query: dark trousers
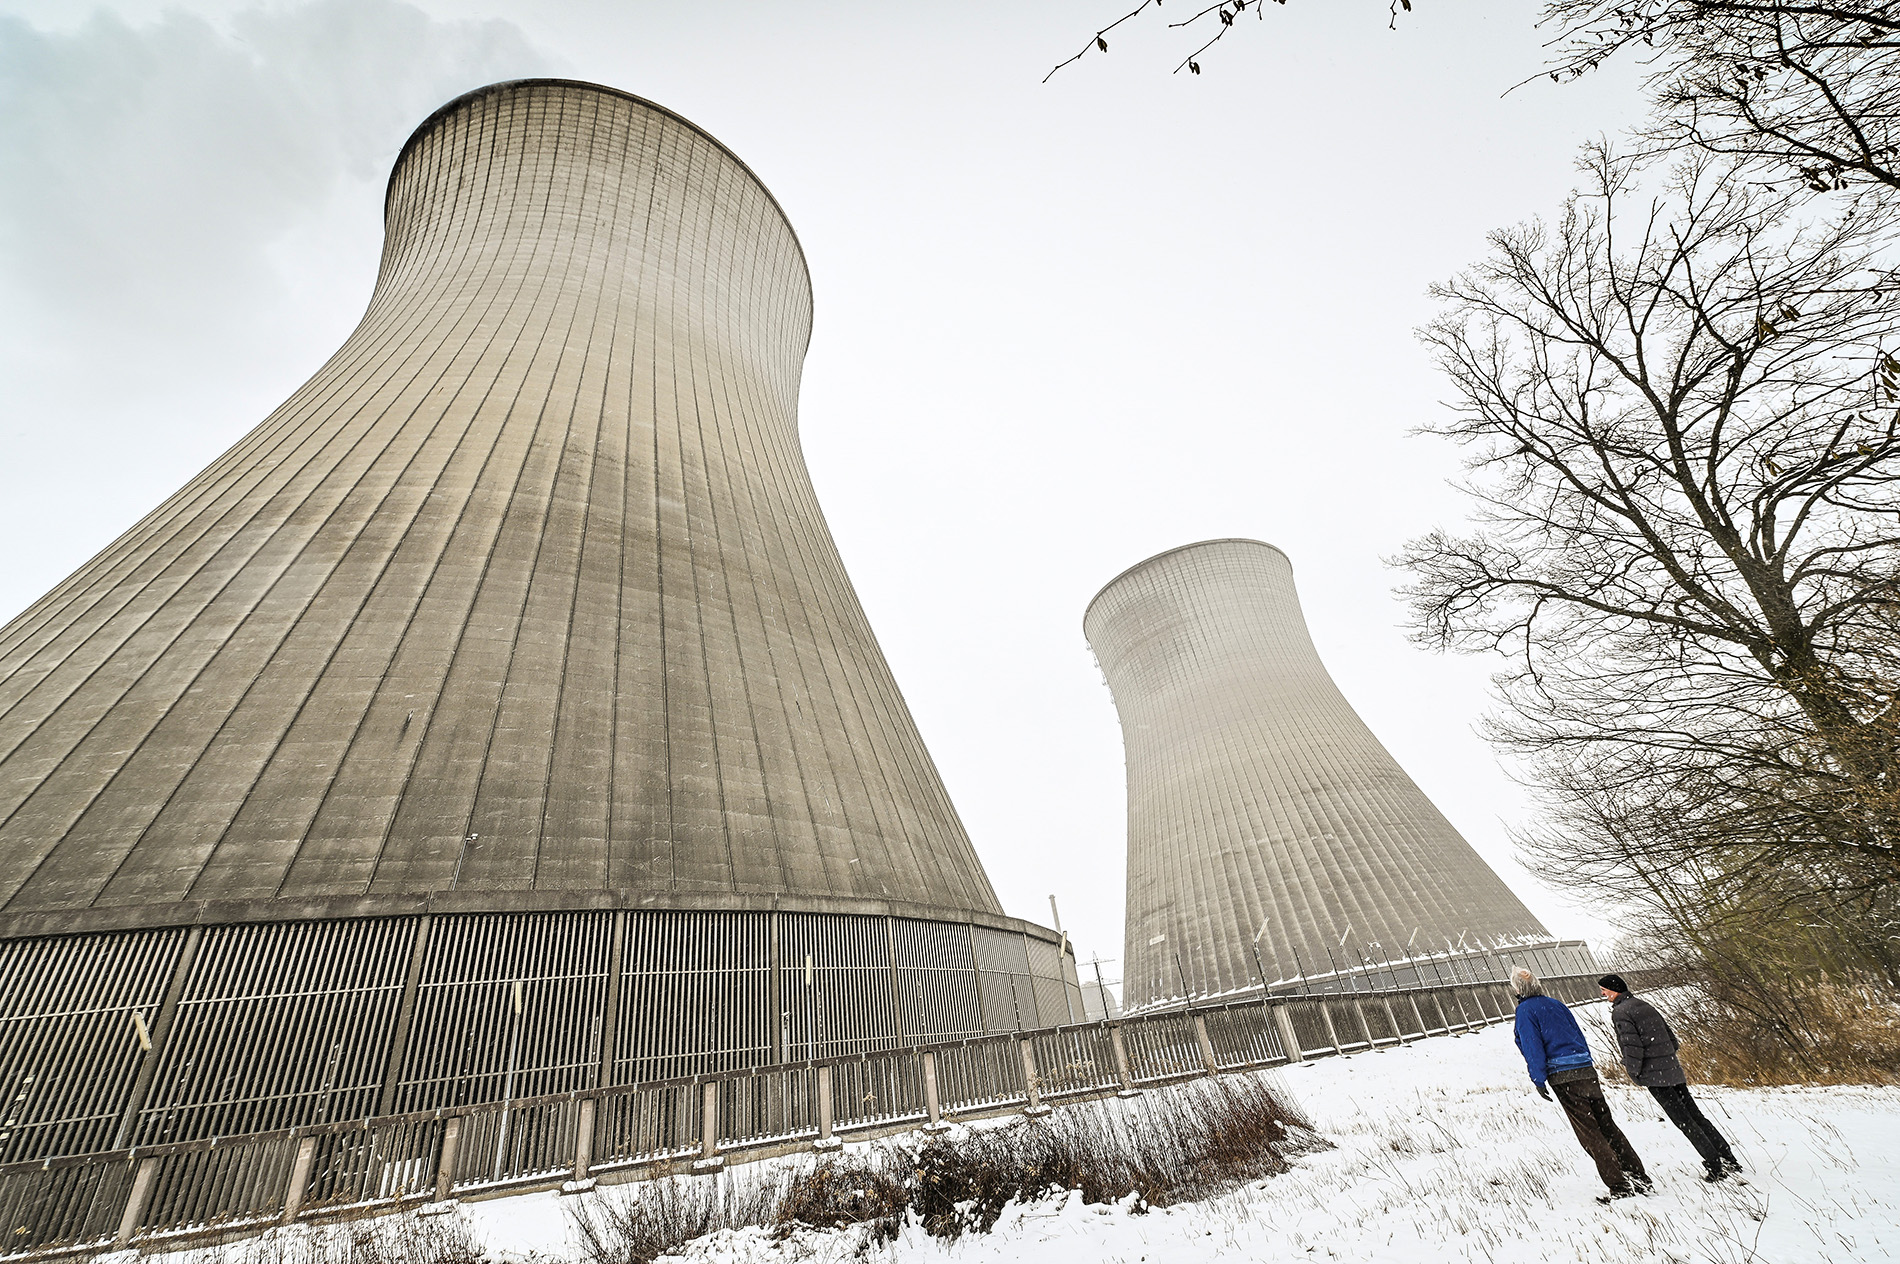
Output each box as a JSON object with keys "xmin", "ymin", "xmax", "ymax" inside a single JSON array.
[
  {"xmin": 1648, "ymin": 1084, "xmax": 1736, "ymax": 1169},
  {"xmin": 1550, "ymin": 1069, "xmax": 1649, "ymax": 1192}
]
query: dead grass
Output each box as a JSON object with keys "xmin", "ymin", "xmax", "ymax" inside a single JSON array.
[
  {"xmin": 175, "ymin": 1207, "xmax": 493, "ymax": 1264},
  {"xmin": 565, "ymin": 1068, "xmax": 1319, "ymax": 1260},
  {"xmin": 1585, "ymin": 981, "xmax": 1900, "ymax": 1089},
  {"xmin": 770, "ymin": 1155, "xmax": 908, "ymax": 1245},
  {"xmin": 908, "ymin": 1069, "xmax": 1317, "ymax": 1237},
  {"xmin": 566, "ymin": 1163, "xmax": 789, "ymax": 1264},
  {"xmin": 1673, "ymin": 981, "xmax": 1900, "ymax": 1087}
]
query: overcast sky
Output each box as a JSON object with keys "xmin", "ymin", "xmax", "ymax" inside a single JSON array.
[{"xmin": 0, "ymin": 0, "xmax": 1648, "ymax": 978}]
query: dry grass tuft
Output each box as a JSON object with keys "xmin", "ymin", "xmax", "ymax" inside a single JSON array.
[
  {"xmin": 177, "ymin": 1207, "xmax": 493, "ymax": 1264},
  {"xmin": 565, "ymin": 1068, "xmax": 1319, "ymax": 1260},
  {"xmin": 1586, "ymin": 981, "xmax": 1900, "ymax": 1088},
  {"xmin": 770, "ymin": 1156, "xmax": 907, "ymax": 1241},
  {"xmin": 1672, "ymin": 982, "xmax": 1900, "ymax": 1087},
  {"xmin": 567, "ymin": 1163, "xmax": 790, "ymax": 1264},
  {"xmin": 909, "ymin": 1070, "xmax": 1315, "ymax": 1238}
]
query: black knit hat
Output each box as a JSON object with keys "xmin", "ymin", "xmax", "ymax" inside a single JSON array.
[{"xmin": 1598, "ymin": 974, "xmax": 1630, "ymax": 994}]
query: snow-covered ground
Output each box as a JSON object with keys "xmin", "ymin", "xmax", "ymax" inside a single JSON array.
[{"xmin": 446, "ymin": 1012, "xmax": 1900, "ymax": 1263}]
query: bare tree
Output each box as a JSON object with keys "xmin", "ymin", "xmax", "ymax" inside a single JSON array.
[
  {"xmin": 1543, "ymin": 1, "xmax": 1900, "ymax": 191},
  {"xmin": 1397, "ymin": 145, "xmax": 1900, "ymax": 967}
]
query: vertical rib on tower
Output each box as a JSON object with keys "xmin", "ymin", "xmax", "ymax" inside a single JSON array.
[{"xmin": 1085, "ymin": 539, "xmax": 1560, "ymax": 1010}]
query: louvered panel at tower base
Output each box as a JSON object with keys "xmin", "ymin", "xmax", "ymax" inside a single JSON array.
[{"xmin": 0, "ymin": 910, "xmax": 1082, "ymax": 1164}]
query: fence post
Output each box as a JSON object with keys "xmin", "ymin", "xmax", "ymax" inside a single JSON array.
[
  {"xmin": 1192, "ymin": 1013, "xmax": 1219, "ymax": 1075},
  {"xmin": 427, "ymin": 1116, "xmax": 462, "ymax": 1207},
  {"xmin": 921, "ymin": 1049, "xmax": 949, "ymax": 1132},
  {"xmin": 815, "ymin": 1064, "xmax": 840, "ymax": 1150},
  {"xmin": 562, "ymin": 1098, "xmax": 598, "ymax": 1193},
  {"xmin": 1108, "ymin": 1024, "xmax": 1140, "ymax": 1096},
  {"xmin": 693, "ymin": 1080, "xmax": 724, "ymax": 1171},
  {"xmin": 1271, "ymin": 1001, "xmax": 1305, "ymax": 1063},
  {"xmin": 1408, "ymin": 994, "xmax": 1429, "ymax": 1040},
  {"xmin": 1443, "ymin": 988, "xmax": 1464, "ymax": 1031},
  {"xmin": 1318, "ymin": 998, "xmax": 1345, "ymax": 1053},
  {"xmin": 1452, "ymin": 989, "xmax": 1476, "ymax": 1032},
  {"xmin": 112, "ymin": 1156, "xmax": 160, "ymax": 1248},
  {"xmin": 1383, "ymin": 996, "xmax": 1408, "ymax": 1044},
  {"xmin": 281, "ymin": 1135, "xmax": 319, "ymax": 1224},
  {"xmin": 1019, "ymin": 1038, "xmax": 1050, "ymax": 1116},
  {"xmin": 1350, "ymin": 999, "xmax": 1377, "ymax": 1050}
]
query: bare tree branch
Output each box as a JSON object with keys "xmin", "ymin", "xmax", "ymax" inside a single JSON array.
[{"xmin": 1540, "ymin": 1, "xmax": 1900, "ymax": 190}]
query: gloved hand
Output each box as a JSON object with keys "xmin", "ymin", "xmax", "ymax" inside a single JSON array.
[{"xmin": 1536, "ymin": 1083, "xmax": 1552, "ymax": 1101}]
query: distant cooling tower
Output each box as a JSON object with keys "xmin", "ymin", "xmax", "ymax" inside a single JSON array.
[
  {"xmin": 1085, "ymin": 540, "xmax": 1586, "ymax": 1010},
  {"xmin": 0, "ymin": 80, "xmax": 1077, "ymax": 1166}
]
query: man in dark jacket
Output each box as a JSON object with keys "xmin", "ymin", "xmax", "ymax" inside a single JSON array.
[
  {"xmin": 1600, "ymin": 974, "xmax": 1742, "ymax": 1182},
  {"xmin": 1512, "ymin": 967, "xmax": 1650, "ymax": 1201}
]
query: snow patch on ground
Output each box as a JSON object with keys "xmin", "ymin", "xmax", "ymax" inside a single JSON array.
[{"xmin": 458, "ymin": 1011, "xmax": 1900, "ymax": 1263}]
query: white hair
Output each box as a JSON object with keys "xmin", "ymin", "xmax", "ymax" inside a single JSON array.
[{"xmin": 1510, "ymin": 967, "xmax": 1544, "ymax": 998}]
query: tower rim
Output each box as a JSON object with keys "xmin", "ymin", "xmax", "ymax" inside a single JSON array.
[
  {"xmin": 385, "ymin": 77, "xmax": 811, "ymax": 291},
  {"xmin": 1083, "ymin": 537, "xmax": 1290, "ymax": 632},
  {"xmin": 0, "ymin": 888, "xmax": 1059, "ymax": 946}
]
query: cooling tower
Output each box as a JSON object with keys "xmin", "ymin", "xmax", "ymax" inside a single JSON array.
[
  {"xmin": 1085, "ymin": 539, "xmax": 1585, "ymax": 1010},
  {"xmin": 0, "ymin": 80, "xmax": 1078, "ymax": 1166}
]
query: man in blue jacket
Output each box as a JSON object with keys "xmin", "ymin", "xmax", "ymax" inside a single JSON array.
[{"xmin": 1511, "ymin": 967, "xmax": 1650, "ymax": 1201}]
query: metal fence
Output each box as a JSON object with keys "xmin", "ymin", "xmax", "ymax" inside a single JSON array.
[{"xmin": 0, "ymin": 972, "xmax": 1603, "ymax": 1259}]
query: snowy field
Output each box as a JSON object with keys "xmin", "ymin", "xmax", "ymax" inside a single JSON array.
[{"xmin": 423, "ymin": 1012, "xmax": 1900, "ymax": 1262}]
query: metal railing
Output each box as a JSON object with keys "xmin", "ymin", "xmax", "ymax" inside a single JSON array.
[{"xmin": 0, "ymin": 972, "xmax": 1604, "ymax": 1259}]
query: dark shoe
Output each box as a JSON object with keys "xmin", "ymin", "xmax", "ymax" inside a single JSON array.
[
  {"xmin": 1703, "ymin": 1164, "xmax": 1730, "ymax": 1183},
  {"xmin": 1629, "ymin": 1176, "xmax": 1654, "ymax": 1195},
  {"xmin": 1719, "ymin": 1157, "xmax": 1743, "ymax": 1175},
  {"xmin": 1596, "ymin": 1187, "xmax": 1638, "ymax": 1203}
]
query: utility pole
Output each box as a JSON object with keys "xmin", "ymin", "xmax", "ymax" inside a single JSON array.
[
  {"xmin": 1084, "ymin": 955, "xmax": 1117, "ymax": 1020},
  {"xmin": 1047, "ymin": 896, "xmax": 1076, "ymax": 1022},
  {"xmin": 1250, "ymin": 916, "xmax": 1271, "ymax": 997}
]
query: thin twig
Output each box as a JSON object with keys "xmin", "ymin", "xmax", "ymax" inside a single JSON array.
[{"xmin": 1044, "ymin": 0, "xmax": 1163, "ymax": 83}]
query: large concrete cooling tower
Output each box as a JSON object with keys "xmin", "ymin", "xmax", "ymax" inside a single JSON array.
[
  {"xmin": 1085, "ymin": 539, "xmax": 1586, "ymax": 1010},
  {"xmin": 0, "ymin": 80, "xmax": 1077, "ymax": 1167}
]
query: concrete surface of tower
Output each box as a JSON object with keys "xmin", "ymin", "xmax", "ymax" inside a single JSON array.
[
  {"xmin": 1084, "ymin": 539, "xmax": 1591, "ymax": 1011},
  {"xmin": 0, "ymin": 80, "xmax": 1078, "ymax": 1165}
]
